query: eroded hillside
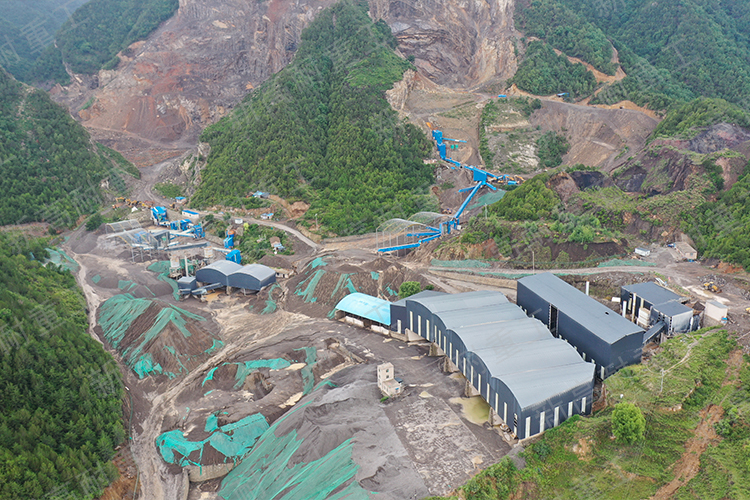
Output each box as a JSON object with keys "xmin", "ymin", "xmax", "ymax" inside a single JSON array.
[{"xmin": 50, "ymin": 0, "xmax": 520, "ymax": 164}]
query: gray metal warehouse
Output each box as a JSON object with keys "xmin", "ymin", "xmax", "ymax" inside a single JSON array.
[
  {"xmin": 389, "ymin": 290, "xmax": 445, "ymax": 333},
  {"xmin": 227, "ymin": 263, "xmax": 276, "ymax": 292},
  {"xmin": 402, "ymin": 290, "xmax": 595, "ymax": 439},
  {"xmin": 621, "ymin": 282, "xmax": 698, "ymax": 336},
  {"xmin": 195, "ymin": 260, "xmax": 243, "ymax": 286},
  {"xmin": 517, "ymin": 273, "xmax": 644, "ymax": 379}
]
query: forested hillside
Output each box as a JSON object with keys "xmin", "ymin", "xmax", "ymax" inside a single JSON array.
[
  {"xmin": 1, "ymin": 0, "xmax": 178, "ymax": 84},
  {"xmin": 0, "ymin": 234, "xmax": 124, "ymax": 499},
  {"xmin": 517, "ymin": 0, "xmax": 750, "ymax": 110},
  {"xmin": 0, "ymin": 68, "xmax": 126, "ymax": 227},
  {"xmin": 193, "ymin": 0, "xmax": 434, "ymax": 235},
  {"xmin": 53, "ymin": 0, "xmax": 178, "ymax": 74},
  {"xmin": 0, "ymin": 0, "xmax": 87, "ymax": 84},
  {"xmin": 511, "ymin": 41, "xmax": 598, "ymax": 98}
]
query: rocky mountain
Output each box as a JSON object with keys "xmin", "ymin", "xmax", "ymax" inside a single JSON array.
[{"xmin": 49, "ymin": 0, "xmax": 520, "ymax": 162}]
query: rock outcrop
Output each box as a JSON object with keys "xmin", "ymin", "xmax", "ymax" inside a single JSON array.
[
  {"xmin": 51, "ymin": 0, "xmax": 520, "ymax": 158},
  {"xmin": 370, "ymin": 0, "xmax": 518, "ymax": 88}
]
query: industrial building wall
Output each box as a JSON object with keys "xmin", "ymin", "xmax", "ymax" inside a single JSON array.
[
  {"xmin": 195, "ymin": 268, "xmax": 230, "ymax": 286},
  {"xmin": 519, "ymin": 281, "xmax": 642, "ymax": 379},
  {"xmin": 405, "ymin": 298, "xmax": 593, "ymax": 440}
]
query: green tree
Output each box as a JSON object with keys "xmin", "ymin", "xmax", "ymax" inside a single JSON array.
[
  {"xmin": 398, "ymin": 281, "xmax": 422, "ymax": 299},
  {"xmin": 612, "ymin": 402, "xmax": 646, "ymax": 444},
  {"xmin": 85, "ymin": 213, "xmax": 104, "ymax": 231}
]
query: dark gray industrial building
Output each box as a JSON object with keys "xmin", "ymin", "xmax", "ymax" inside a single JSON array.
[
  {"xmin": 517, "ymin": 273, "xmax": 644, "ymax": 379},
  {"xmin": 621, "ymin": 282, "xmax": 698, "ymax": 336},
  {"xmin": 195, "ymin": 261, "xmax": 276, "ymax": 292},
  {"xmin": 227, "ymin": 263, "xmax": 276, "ymax": 291},
  {"xmin": 401, "ymin": 290, "xmax": 595, "ymax": 440},
  {"xmin": 389, "ymin": 290, "xmax": 445, "ymax": 333},
  {"xmin": 195, "ymin": 260, "xmax": 243, "ymax": 286}
]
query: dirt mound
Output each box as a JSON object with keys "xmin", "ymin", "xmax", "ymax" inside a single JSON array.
[
  {"xmin": 216, "ymin": 366, "xmax": 430, "ymax": 499},
  {"xmin": 97, "ymin": 295, "xmax": 223, "ymax": 382},
  {"xmin": 285, "ymin": 253, "xmax": 433, "ymax": 316}
]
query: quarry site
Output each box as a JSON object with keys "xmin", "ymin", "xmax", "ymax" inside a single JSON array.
[
  {"xmin": 60, "ymin": 138, "xmax": 750, "ymax": 498},
  {"xmin": 13, "ymin": 1, "xmax": 744, "ymax": 499}
]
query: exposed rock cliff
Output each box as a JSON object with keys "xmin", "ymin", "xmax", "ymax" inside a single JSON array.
[
  {"xmin": 51, "ymin": 0, "xmax": 519, "ymax": 158},
  {"xmin": 370, "ymin": 0, "xmax": 518, "ymax": 88}
]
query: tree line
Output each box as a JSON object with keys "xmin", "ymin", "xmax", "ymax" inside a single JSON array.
[{"xmin": 0, "ymin": 234, "xmax": 124, "ymax": 499}]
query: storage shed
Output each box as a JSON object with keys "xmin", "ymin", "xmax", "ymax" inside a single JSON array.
[
  {"xmin": 227, "ymin": 264, "xmax": 276, "ymax": 292},
  {"xmin": 621, "ymin": 282, "xmax": 697, "ymax": 334},
  {"xmin": 674, "ymin": 242, "xmax": 697, "ymax": 260},
  {"xmin": 389, "ymin": 290, "xmax": 445, "ymax": 333},
  {"xmin": 195, "ymin": 260, "xmax": 243, "ymax": 286},
  {"xmin": 705, "ymin": 300, "xmax": 729, "ymax": 326},
  {"xmin": 403, "ymin": 290, "xmax": 594, "ymax": 439},
  {"xmin": 518, "ymin": 273, "xmax": 645, "ymax": 379}
]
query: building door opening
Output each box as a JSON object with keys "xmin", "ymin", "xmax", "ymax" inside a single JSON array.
[{"xmin": 549, "ymin": 305, "xmax": 559, "ymax": 336}]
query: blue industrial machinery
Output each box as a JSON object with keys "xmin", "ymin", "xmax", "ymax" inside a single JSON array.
[
  {"xmin": 226, "ymin": 249, "xmax": 242, "ymax": 264},
  {"xmin": 377, "ymin": 130, "xmax": 503, "ymax": 253},
  {"xmin": 151, "ymin": 206, "xmax": 168, "ymax": 224}
]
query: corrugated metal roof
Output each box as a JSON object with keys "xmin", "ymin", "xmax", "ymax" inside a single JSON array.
[
  {"xmin": 203, "ymin": 260, "xmax": 244, "ymax": 276},
  {"xmin": 233, "ymin": 264, "xmax": 276, "ymax": 282},
  {"xmin": 439, "ymin": 303, "xmax": 529, "ymax": 330},
  {"xmin": 653, "ymin": 300, "xmax": 693, "ymax": 316},
  {"xmin": 407, "ymin": 290, "xmax": 508, "ymax": 313},
  {"xmin": 409, "ymin": 289, "xmax": 593, "ymax": 412},
  {"xmin": 622, "ymin": 282, "xmax": 681, "ymax": 306},
  {"xmin": 503, "ymin": 363, "xmax": 595, "ymax": 408},
  {"xmin": 335, "ymin": 293, "xmax": 391, "ymax": 326},
  {"xmin": 623, "ymin": 281, "xmax": 691, "ymax": 317},
  {"xmin": 520, "ymin": 273, "xmax": 643, "ymax": 343},
  {"xmin": 456, "ymin": 317, "xmax": 551, "ymax": 352},
  {"xmin": 393, "ymin": 290, "xmax": 445, "ymax": 306}
]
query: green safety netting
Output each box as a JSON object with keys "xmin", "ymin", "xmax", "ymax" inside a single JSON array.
[
  {"xmin": 45, "ymin": 248, "xmax": 79, "ymax": 272},
  {"xmin": 201, "ymin": 358, "xmax": 293, "ymax": 389},
  {"xmin": 98, "ymin": 294, "xmax": 222, "ymax": 379},
  {"xmin": 467, "ymin": 190, "xmax": 505, "ymax": 210},
  {"xmin": 295, "ymin": 347, "xmax": 317, "ymax": 395},
  {"xmin": 148, "ymin": 260, "xmax": 180, "ymax": 300},
  {"xmin": 295, "ymin": 269, "xmax": 327, "ymax": 303},
  {"xmin": 330, "ymin": 273, "xmax": 357, "ymax": 298},
  {"xmin": 262, "ymin": 284, "xmax": 281, "ymax": 315},
  {"xmin": 431, "ymin": 259, "xmax": 491, "ymax": 268},
  {"xmin": 370, "ymin": 272, "xmax": 379, "ymax": 280},
  {"xmin": 92, "ymin": 274, "xmax": 101, "ymax": 283},
  {"xmin": 598, "ymin": 258, "xmax": 658, "ymax": 268},
  {"xmin": 309, "ymin": 257, "xmax": 328, "ymax": 269},
  {"xmin": 157, "ymin": 413, "xmax": 269, "ymax": 467},
  {"xmin": 218, "ymin": 400, "xmax": 371, "ymax": 500}
]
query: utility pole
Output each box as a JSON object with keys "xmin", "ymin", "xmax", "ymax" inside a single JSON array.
[{"xmin": 532, "ymin": 249, "xmax": 535, "ymax": 273}]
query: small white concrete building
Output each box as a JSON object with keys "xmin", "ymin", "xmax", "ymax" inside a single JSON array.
[
  {"xmin": 674, "ymin": 242, "xmax": 697, "ymax": 260},
  {"xmin": 377, "ymin": 363, "xmax": 402, "ymax": 398},
  {"xmin": 704, "ymin": 300, "xmax": 729, "ymax": 326}
]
